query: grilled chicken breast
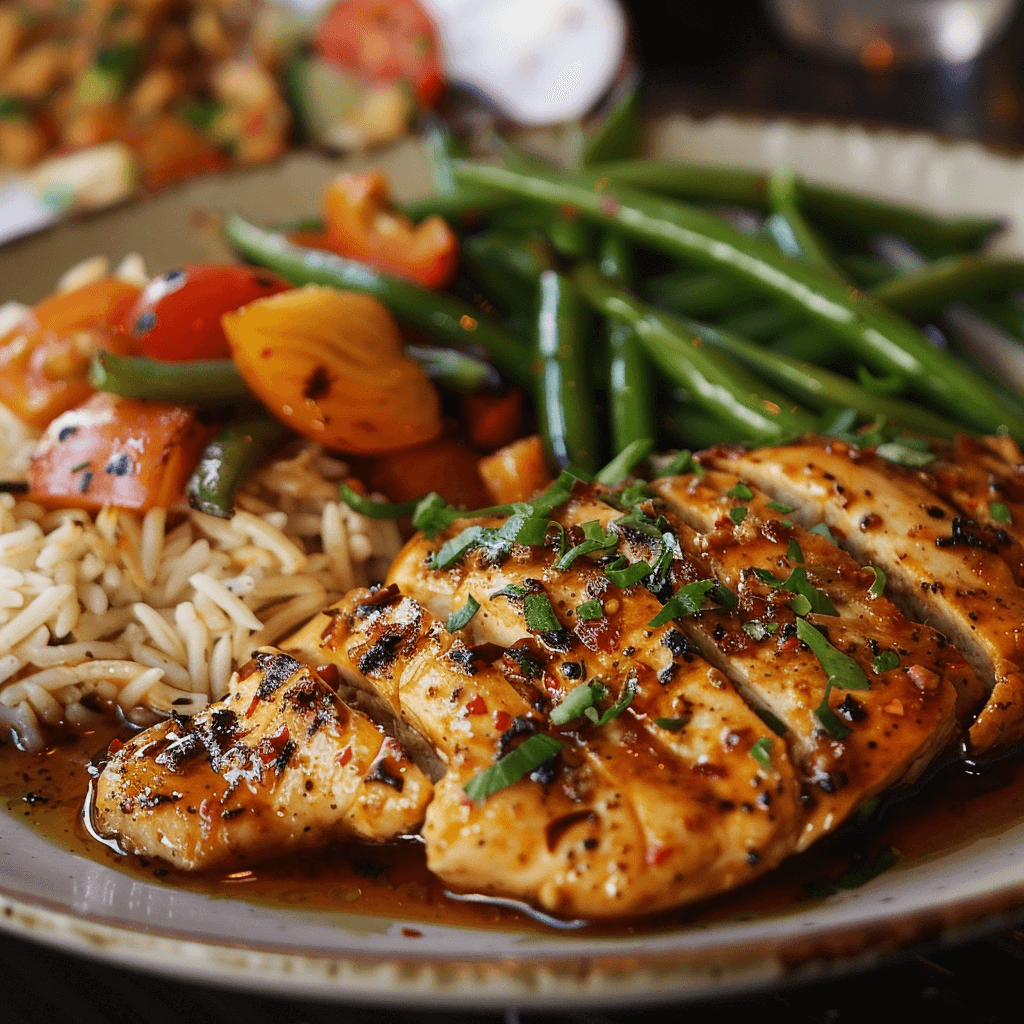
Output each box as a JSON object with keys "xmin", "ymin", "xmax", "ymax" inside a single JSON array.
[
  {"xmin": 714, "ymin": 436, "xmax": 1024, "ymax": 754},
  {"xmin": 387, "ymin": 481, "xmax": 960, "ymax": 855},
  {"xmin": 93, "ymin": 648, "xmax": 431, "ymax": 870},
  {"xmin": 291, "ymin": 585, "xmax": 803, "ymax": 918}
]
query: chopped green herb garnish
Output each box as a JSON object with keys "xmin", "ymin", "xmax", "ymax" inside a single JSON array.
[
  {"xmin": 809, "ymin": 522, "xmax": 838, "ymax": 544},
  {"xmin": 754, "ymin": 566, "xmax": 838, "ymax": 617},
  {"xmin": 743, "ymin": 620, "xmax": 780, "ymax": 641},
  {"xmin": 805, "ymin": 846, "xmax": 899, "ymax": 898},
  {"xmin": 727, "ymin": 483, "xmax": 754, "ymax": 500},
  {"xmin": 0, "ymin": 95, "xmax": 30, "ymax": 121},
  {"xmin": 648, "ymin": 579, "xmax": 721, "ymax": 626},
  {"xmin": 786, "ymin": 538, "xmax": 804, "ymax": 563},
  {"xmin": 604, "ymin": 557, "xmax": 652, "ymax": 588},
  {"xmin": 798, "ymin": 618, "xmax": 869, "ymax": 692},
  {"xmin": 594, "ymin": 437, "xmax": 655, "ymax": 485},
  {"xmin": 756, "ymin": 708, "xmax": 788, "ymax": 735},
  {"xmin": 550, "ymin": 681, "xmax": 603, "ymax": 725},
  {"xmin": 654, "ymin": 716, "xmax": 689, "ymax": 731},
  {"xmin": 749, "ymin": 736, "xmax": 774, "ymax": 772},
  {"xmin": 70, "ymin": 460, "xmax": 92, "ymax": 473},
  {"xmin": 463, "ymin": 733, "xmax": 564, "ymax": 801},
  {"xmin": 523, "ymin": 592, "xmax": 561, "ymax": 633},
  {"xmin": 491, "ymin": 584, "xmax": 527, "ymax": 601},
  {"xmin": 576, "ymin": 600, "xmax": 604, "ymax": 621},
  {"xmin": 872, "ymin": 650, "xmax": 900, "ymax": 674},
  {"xmin": 586, "ymin": 677, "xmax": 637, "ymax": 726},
  {"xmin": 781, "ymin": 519, "xmax": 795, "ymax": 529},
  {"xmin": 766, "ymin": 501, "xmax": 795, "ymax": 514},
  {"xmin": 554, "ymin": 520, "xmax": 618, "ymax": 570},
  {"xmin": 867, "ymin": 566, "xmax": 886, "ymax": 596},
  {"xmin": 876, "ymin": 441, "xmax": 936, "ymax": 468},
  {"xmin": 729, "ymin": 506, "xmax": 748, "ymax": 525},
  {"xmin": 515, "ymin": 515, "xmax": 553, "ymax": 546},
  {"xmin": 990, "ymin": 502, "xmax": 1013, "ymax": 525},
  {"xmin": 446, "ymin": 595, "xmax": 480, "ymax": 633},
  {"xmin": 614, "ymin": 480, "xmax": 653, "ymax": 507}
]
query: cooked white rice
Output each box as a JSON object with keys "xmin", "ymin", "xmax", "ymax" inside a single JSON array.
[{"xmin": 0, "ymin": 257, "xmax": 403, "ymax": 752}]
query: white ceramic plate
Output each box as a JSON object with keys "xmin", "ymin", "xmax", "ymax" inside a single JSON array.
[{"xmin": 3, "ymin": 115, "xmax": 1024, "ymax": 1009}]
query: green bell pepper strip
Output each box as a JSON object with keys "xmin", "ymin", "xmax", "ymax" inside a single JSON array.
[
  {"xmin": 223, "ymin": 213, "xmax": 530, "ymax": 388},
  {"xmin": 536, "ymin": 270, "xmax": 600, "ymax": 472},
  {"xmin": 452, "ymin": 161, "xmax": 1024, "ymax": 439},
  {"xmin": 186, "ymin": 412, "xmax": 292, "ymax": 519},
  {"xmin": 584, "ymin": 159, "xmax": 1004, "ymax": 252},
  {"xmin": 573, "ymin": 262, "xmax": 818, "ymax": 443}
]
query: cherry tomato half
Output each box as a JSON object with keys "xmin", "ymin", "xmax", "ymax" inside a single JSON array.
[
  {"xmin": 314, "ymin": 0, "xmax": 445, "ymax": 109},
  {"xmin": 124, "ymin": 264, "xmax": 291, "ymax": 362}
]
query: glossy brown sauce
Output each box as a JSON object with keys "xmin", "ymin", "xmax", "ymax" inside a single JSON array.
[{"xmin": 3, "ymin": 723, "xmax": 1024, "ymax": 935}]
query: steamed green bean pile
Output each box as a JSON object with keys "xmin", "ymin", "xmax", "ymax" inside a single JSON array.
[{"xmin": 223, "ymin": 93, "xmax": 1024, "ymax": 471}]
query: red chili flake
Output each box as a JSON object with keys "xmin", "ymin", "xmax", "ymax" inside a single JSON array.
[
  {"xmin": 600, "ymin": 196, "xmax": 620, "ymax": 217},
  {"xmin": 763, "ymin": 400, "xmax": 781, "ymax": 415},
  {"xmin": 465, "ymin": 694, "xmax": 487, "ymax": 715},
  {"xmin": 459, "ymin": 314, "xmax": 477, "ymax": 331},
  {"xmin": 560, "ymin": 203, "xmax": 580, "ymax": 221},
  {"xmin": 779, "ymin": 636, "xmax": 801, "ymax": 654},
  {"xmin": 337, "ymin": 745, "xmax": 353, "ymax": 767},
  {"xmin": 645, "ymin": 843, "xmax": 672, "ymax": 866},
  {"xmin": 258, "ymin": 724, "xmax": 291, "ymax": 763},
  {"xmin": 244, "ymin": 693, "xmax": 261, "ymax": 718},
  {"xmin": 260, "ymin": 347, "xmax": 273, "ymax": 359},
  {"xmin": 493, "ymin": 709, "xmax": 512, "ymax": 731},
  {"xmin": 108, "ymin": 738, "xmax": 123, "ymax": 754},
  {"xmin": 401, "ymin": 928, "xmax": 423, "ymax": 938}
]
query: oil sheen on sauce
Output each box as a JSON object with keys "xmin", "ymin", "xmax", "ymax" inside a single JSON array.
[{"xmin": 3, "ymin": 723, "xmax": 1024, "ymax": 935}]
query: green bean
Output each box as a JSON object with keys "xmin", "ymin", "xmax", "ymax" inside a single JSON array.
[
  {"xmin": 89, "ymin": 351, "xmax": 251, "ymax": 402},
  {"xmin": 573, "ymin": 262, "xmax": 817, "ymax": 443},
  {"xmin": 873, "ymin": 254, "xmax": 1024, "ymax": 318},
  {"xmin": 452, "ymin": 161, "xmax": 1024, "ymax": 439},
  {"xmin": 683, "ymin": 316, "xmax": 957, "ymax": 438},
  {"xmin": 645, "ymin": 270, "xmax": 755, "ymax": 318},
  {"xmin": 186, "ymin": 412, "xmax": 291, "ymax": 519},
  {"xmin": 536, "ymin": 270, "xmax": 600, "ymax": 472},
  {"xmin": 600, "ymin": 234, "xmax": 656, "ymax": 454},
  {"xmin": 765, "ymin": 168, "xmax": 847, "ymax": 284},
  {"xmin": 405, "ymin": 345, "xmax": 503, "ymax": 392},
  {"xmin": 770, "ymin": 327, "xmax": 841, "ymax": 364},
  {"xmin": 661, "ymin": 404, "xmax": 753, "ymax": 448},
  {"xmin": 460, "ymin": 231, "xmax": 550, "ymax": 309},
  {"xmin": 581, "ymin": 84, "xmax": 642, "ymax": 166},
  {"xmin": 223, "ymin": 213, "xmax": 530, "ymax": 387},
  {"xmin": 586, "ymin": 159, "xmax": 1004, "ymax": 252}
]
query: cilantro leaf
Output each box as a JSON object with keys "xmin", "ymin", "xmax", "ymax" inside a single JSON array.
[
  {"xmin": 867, "ymin": 566, "xmax": 886, "ymax": 596},
  {"xmin": 743, "ymin": 620, "xmax": 779, "ymax": 641},
  {"xmin": 604, "ymin": 557, "xmax": 652, "ymax": 588},
  {"xmin": 648, "ymin": 580, "xmax": 721, "ymax": 626},
  {"xmin": 787, "ymin": 538, "xmax": 804, "ymax": 563},
  {"xmin": 872, "ymin": 650, "xmax": 900, "ymax": 674},
  {"xmin": 727, "ymin": 483, "xmax": 754, "ymax": 500},
  {"xmin": 991, "ymin": 502, "xmax": 1013, "ymax": 525},
  {"xmin": 729, "ymin": 506, "xmax": 748, "ymax": 525},
  {"xmin": 798, "ymin": 618, "xmax": 869, "ymax": 691},
  {"xmin": 766, "ymin": 501, "xmax": 795, "ymax": 514},
  {"xmin": 586, "ymin": 677, "xmax": 636, "ymax": 726},
  {"xmin": 523, "ymin": 593, "xmax": 561, "ymax": 633},
  {"xmin": 553, "ymin": 520, "xmax": 618, "ymax": 570},
  {"xmin": 654, "ymin": 716, "xmax": 689, "ymax": 731},
  {"xmin": 754, "ymin": 566, "xmax": 838, "ymax": 616},
  {"xmin": 576, "ymin": 599, "xmax": 604, "ymax": 621}
]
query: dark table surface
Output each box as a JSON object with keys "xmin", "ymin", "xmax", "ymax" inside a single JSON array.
[{"xmin": 7, "ymin": 4, "xmax": 1024, "ymax": 1021}]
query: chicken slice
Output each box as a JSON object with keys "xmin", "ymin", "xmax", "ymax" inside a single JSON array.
[
  {"xmin": 293, "ymin": 585, "xmax": 803, "ymax": 918},
  {"xmin": 93, "ymin": 648, "xmax": 432, "ymax": 871},
  {"xmin": 919, "ymin": 434, "xmax": 1024, "ymax": 584},
  {"xmin": 713, "ymin": 436, "xmax": 1024, "ymax": 754}
]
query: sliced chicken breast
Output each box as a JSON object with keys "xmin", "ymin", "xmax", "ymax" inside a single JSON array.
[
  {"xmin": 294, "ymin": 585, "xmax": 804, "ymax": 918},
  {"xmin": 93, "ymin": 648, "xmax": 432, "ymax": 870},
  {"xmin": 713, "ymin": 436, "xmax": 1024, "ymax": 754}
]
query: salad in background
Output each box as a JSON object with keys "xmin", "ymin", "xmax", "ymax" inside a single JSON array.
[{"xmin": 0, "ymin": 0, "xmax": 626, "ymax": 244}]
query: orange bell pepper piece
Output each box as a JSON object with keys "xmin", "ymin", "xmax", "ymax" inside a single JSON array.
[
  {"xmin": 0, "ymin": 278, "xmax": 140, "ymax": 429},
  {"xmin": 28, "ymin": 391, "xmax": 216, "ymax": 512},
  {"xmin": 368, "ymin": 437, "xmax": 491, "ymax": 509},
  {"xmin": 221, "ymin": 285, "xmax": 442, "ymax": 455},
  {"xmin": 478, "ymin": 435, "xmax": 552, "ymax": 505},
  {"xmin": 460, "ymin": 387, "xmax": 525, "ymax": 452},
  {"xmin": 320, "ymin": 170, "xmax": 459, "ymax": 289}
]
